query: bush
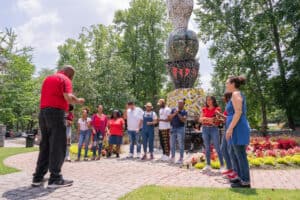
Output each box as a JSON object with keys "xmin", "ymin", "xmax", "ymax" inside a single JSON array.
[
  {"xmin": 276, "ymin": 157, "xmax": 289, "ymax": 165},
  {"xmin": 194, "ymin": 162, "xmax": 205, "ymax": 169},
  {"xmin": 263, "ymin": 156, "xmax": 276, "ymax": 166},
  {"xmin": 211, "ymin": 161, "xmax": 220, "ymax": 169},
  {"xmin": 69, "ymin": 144, "xmax": 93, "ymax": 157},
  {"xmin": 249, "ymin": 158, "xmax": 263, "ymax": 167},
  {"xmin": 291, "ymin": 155, "xmax": 300, "ymax": 165}
]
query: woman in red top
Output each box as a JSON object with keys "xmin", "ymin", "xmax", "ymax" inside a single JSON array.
[
  {"xmin": 107, "ymin": 110, "xmax": 125, "ymax": 158},
  {"xmin": 199, "ymin": 96, "xmax": 224, "ymax": 171}
]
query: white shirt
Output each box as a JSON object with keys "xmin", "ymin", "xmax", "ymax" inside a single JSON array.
[
  {"xmin": 158, "ymin": 107, "xmax": 171, "ymax": 129},
  {"xmin": 127, "ymin": 107, "xmax": 143, "ymax": 131},
  {"xmin": 78, "ymin": 117, "xmax": 91, "ymax": 131}
]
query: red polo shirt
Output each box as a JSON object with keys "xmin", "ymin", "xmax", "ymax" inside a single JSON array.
[{"xmin": 40, "ymin": 72, "xmax": 73, "ymax": 112}]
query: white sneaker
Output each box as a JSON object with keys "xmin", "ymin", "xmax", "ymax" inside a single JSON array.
[
  {"xmin": 202, "ymin": 165, "xmax": 211, "ymax": 171},
  {"xmin": 175, "ymin": 159, "xmax": 183, "ymax": 165},
  {"xmin": 162, "ymin": 155, "xmax": 169, "ymax": 161},
  {"xmin": 126, "ymin": 153, "xmax": 133, "ymax": 159},
  {"xmin": 136, "ymin": 153, "xmax": 141, "ymax": 159},
  {"xmin": 219, "ymin": 166, "xmax": 226, "ymax": 173},
  {"xmin": 169, "ymin": 157, "xmax": 175, "ymax": 164}
]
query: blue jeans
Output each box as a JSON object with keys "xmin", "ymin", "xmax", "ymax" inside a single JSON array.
[
  {"xmin": 78, "ymin": 130, "xmax": 91, "ymax": 158},
  {"xmin": 127, "ymin": 130, "xmax": 142, "ymax": 154},
  {"xmin": 231, "ymin": 144, "xmax": 250, "ymax": 183},
  {"xmin": 170, "ymin": 126, "xmax": 185, "ymax": 159},
  {"xmin": 221, "ymin": 132, "xmax": 232, "ymax": 170},
  {"xmin": 142, "ymin": 129, "xmax": 154, "ymax": 154},
  {"xmin": 202, "ymin": 126, "xmax": 224, "ymax": 166},
  {"xmin": 92, "ymin": 131, "xmax": 103, "ymax": 157}
]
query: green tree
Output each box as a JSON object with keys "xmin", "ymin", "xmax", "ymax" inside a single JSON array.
[{"xmin": 114, "ymin": 0, "xmax": 170, "ymax": 105}]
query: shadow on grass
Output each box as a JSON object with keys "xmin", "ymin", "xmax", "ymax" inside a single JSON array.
[
  {"xmin": 229, "ymin": 188, "xmax": 258, "ymax": 196},
  {"xmin": 2, "ymin": 185, "xmax": 55, "ymax": 200}
]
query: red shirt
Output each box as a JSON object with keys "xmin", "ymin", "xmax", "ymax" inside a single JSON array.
[
  {"xmin": 40, "ymin": 72, "xmax": 72, "ymax": 112},
  {"xmin": 109, "ymin": 118, "xmax": 124, "ymax": 136},
  {"xmin": 202, "ymin": 106, "xmax": 221, "ymax": 126},
  {"xmin": 67, "ymin": 112, "xmax": 74, "ymax": 121},
  {"xmin": 91, "ymin": 114, "xmax": 108, "ymax": 134}
]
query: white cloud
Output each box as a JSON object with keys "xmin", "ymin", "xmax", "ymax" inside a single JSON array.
[{"xmin": 16, "ymin": 0, "xmax": 42, "ymax": 16}]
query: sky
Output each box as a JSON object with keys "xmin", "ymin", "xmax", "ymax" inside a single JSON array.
[{"xmin": 1, "ymin": 0, "xmax": 214, "ymax": 90}]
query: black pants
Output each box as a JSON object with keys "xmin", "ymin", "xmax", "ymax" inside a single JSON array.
[{"xmin": 33, "ymin": 108, "xmax": 66, "ymax": 182}]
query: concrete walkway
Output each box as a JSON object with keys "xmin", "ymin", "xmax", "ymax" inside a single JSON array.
[{"xmin": 0, "ymin": 148, "xmax": 300, "ymax": 200}]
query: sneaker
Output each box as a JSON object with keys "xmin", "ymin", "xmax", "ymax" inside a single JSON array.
[
  {"xmin": 47, "ymin": 179, "xmax": 73, "ymax": 189},
  {"xmin": 219, "ymin": 166, "xmax": 226, "ymax": 173},
  {"xmin": 126, "ymin": 153, "xmax": 133, "ymax": 159},
  {"xmin": 116, "ymin": 153, "xmax": 120, "ymax": 158},
  {"xmin": 169, "ymin": 157, "xmax": 175, "ymax": 164},
  {"xmin": 222, "ymin": 169, "xmax": 233, "ymax": 175},
  {"xmin": 202, "ymin": 165, "xmax": 211, "ymax": 171},
  {"xmin": 161, "ymin": 155, "xmax": 168, "ymax": 161},
  {"xmin": 75, "ymin": 158, "xmax": 80, "ymax": 162},
  {"xmin": 83, "ymin": 157, "xmax": 89, "ymax": 161},
  {"xmin": 175, "ymin": 159, "xmax": 183, "ymax": 165},
  {"xmin": 136, "ymin": 153, "xmax": 141, "ymax": 159},
  {"xmin": 141, "ymin": 155, "xmax": 147, "ymax": 160},
  {"xmin": 231, "ymin": 181, "xmax": 251, "ymax": 188},
  {"xmin": 32, "ymin": 178, "xmax": 46, "ymax": 187}
]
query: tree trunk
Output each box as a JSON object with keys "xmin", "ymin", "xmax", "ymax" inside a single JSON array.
[{"xmin": 267, "ymin": 0, "xmax": 295, "ymax": 130}]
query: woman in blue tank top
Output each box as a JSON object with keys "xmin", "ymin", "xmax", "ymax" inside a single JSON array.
[{"xmin": 225, "ymin": 76, "xmax": 251, "ymax": 188}]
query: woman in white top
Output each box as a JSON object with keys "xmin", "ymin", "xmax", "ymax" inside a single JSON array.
[{"xmin": 76, "ymin": 108, "xmax": 92, "ymax": 161}]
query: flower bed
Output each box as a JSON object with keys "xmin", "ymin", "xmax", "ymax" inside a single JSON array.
[{"xmin": 189, "ymin": 135, "xmax": 300, "ymax": 170}]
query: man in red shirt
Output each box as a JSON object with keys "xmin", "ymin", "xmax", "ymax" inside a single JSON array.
[{"xmin": 32, "ymin": 65, "xmax": 85, "ymax": 188}]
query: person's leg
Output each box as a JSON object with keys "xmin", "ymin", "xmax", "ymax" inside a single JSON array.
[
  {"xmin": 221, "ymin": 133, "xmax": 232, "ymax": 170},
  {"xmin": 159, "ymin": 130, "xmax": 165, "ymax": 155},
  {"xmin": 98, "ymin": 132, "xmax": 103, "ymax": 157},
  {"xmin": 92, "ymin": 133, "xmax": 97, "ymax": 158},
  {"xmin": 48, "ymin": 109, "xmax": 67, "ymax": 182},
  {"xmin": 165, "ymin": 129, "xmax": 170, "ymax": 156},
  {"xmin": 77, "ymin": 131, "xmax": 84, "ymax": 159},
  {"xmin": 170, "ymin": 128, "xmax": 176, "ymax": 158},
  {"xmin": 177, "ymin": 127, "xmax": 185, "ymax": 159},
  {"xmin": 230, "ymin": 144, "xmax": 240, "ymax": 176},
  {"xmin": 84, "ymin": 130, "xmax": 91, "ymax": 158},
  {"xmin": 202, "ymin": 127, "xmax": 211, "ymax": 166},
  {"xmin": 149, "ymin": 130, "xmax": 154, "ymax": 154},
  {"xmin": 127, "ymin": 131, "xmax": 134, "ymax": 155},
  {"xmin": 212, "ymin": 127, "xmax": 224, "ymax": 166},
  {"xmin": 142, "ymin": 130, "xmax": 148, "ymax": 154},
  {"xmin": 33, "ymin": 111, "xmax": 50, "ymax": 182},
  {"xmin": 136, "ymin": 131, "xmax": 142, "ymax": 154},
  {"xmin": 233, "ymin": 145, "xmax": 250, "ymax": 183},
  {"xmin": 65, "ymin": 126, "xmax": 71, "ymax": 160}
]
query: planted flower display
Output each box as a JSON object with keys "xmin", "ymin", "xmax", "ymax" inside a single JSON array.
[{"xmin": 192, "ymin": 135, "xmax": 300, "ymax": 170}]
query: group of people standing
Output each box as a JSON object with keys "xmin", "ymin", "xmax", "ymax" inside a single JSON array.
[{"xmin": 32, "ymin": 65, "xmax": 251, "ymax": 189}]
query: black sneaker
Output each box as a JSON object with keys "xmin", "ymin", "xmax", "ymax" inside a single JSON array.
[
  {"xmin": 116, "ymin": 153, "xmax": 120, "ymax": 158},
  {"xmin": 32, "ymin": 178, "xmax": 46, "ymax": 187},
  {"xmin": 231, "ymin": 182, "xmax": 251, "ymax": 188},
  {"xmin": 230, "ymin": 178, "xmax": 240, "ymax": 184},
  {"xmin": 47, "ymin": 179, "xmax": 73, "ymax": 189}
]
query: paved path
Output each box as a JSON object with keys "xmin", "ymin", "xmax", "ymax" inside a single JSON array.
[{"xmin": 1, "ymin": 150, "xmax": 300, "ymax": 200}]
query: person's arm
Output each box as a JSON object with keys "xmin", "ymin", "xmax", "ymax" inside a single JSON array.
[
  {"xmin": 137, "ymin": 119, "xmax": 143, "ymax": 132},
  {"xmin": 63, "ymin": 93, "xmax": 85, "ymax": 105},
  {"xmin": 226, "ymin": 92, "xmax": 243, "ymax": 140},
  {"xmin": 168, "ymin": 109, "xmax": 178, "ymax": 121},
  {"xmin": 178, "ymin": 112, "xmax": 187, "ymax": 123}
]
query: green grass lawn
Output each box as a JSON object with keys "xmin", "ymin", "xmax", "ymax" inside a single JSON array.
[
  {"xmin": 0, "ymin": 147, "xmax": 38, "ymax": 175},
  {"xmin": 119, "ymin": 185, "xmax": 300, "ymax": 200}
]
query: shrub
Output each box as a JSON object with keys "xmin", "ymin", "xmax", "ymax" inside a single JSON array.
[
  {"xmin": 291, "ymin": 155, "xmax": 300, "ymax": 165},
  {"xmin": 263, "ymin": 156, "xmax": 276, "ymax": 166},
  {"xmin": 69, "ymin": 144, "xmax": 93, "ymax": 157},
  {"xmin": 194, "ymin": 162, "xmax": 205, "ymax": 169},
  {"xmin": 276, "ymin": 157, "xmax": 289, "ymax": 165},
  {"xmin": 211, "ymin": 161, "xmax": 220, "ymax": 169},
  {"xmin": 249, "ymin": 158, "xmax": 263, "ymax": 167}
]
